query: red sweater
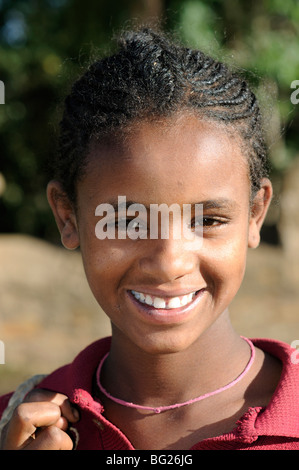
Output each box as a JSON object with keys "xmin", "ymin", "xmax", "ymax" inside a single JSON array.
[{"xmin": 1, "ymin": 337, "xmax": 299, "ymax": 450}]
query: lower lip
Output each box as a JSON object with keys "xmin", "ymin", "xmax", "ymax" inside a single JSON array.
[{"xmin": 127, "ymin": 289, "xmax": 206, "ymax": 325}]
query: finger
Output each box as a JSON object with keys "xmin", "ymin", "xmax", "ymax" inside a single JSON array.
[
  {"xmin": 3, "ymin": 401, "xmax": 62, "ymax": 449},
  {"xmin": 24, "ymin": 425, "xmax": 74, "ymax": 450},
  {"xmin": 25, "ymin": 389, "xmax": 80, "ymax": 423}
]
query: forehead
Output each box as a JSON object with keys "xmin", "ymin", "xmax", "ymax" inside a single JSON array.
[{"xmin": 82, "ymin": 114, "xmax": 250, "ymax": 205}]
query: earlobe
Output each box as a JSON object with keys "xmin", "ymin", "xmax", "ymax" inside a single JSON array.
[
  {"xmin": 248, "ymin": 178, "xmax": 273, "ymax": 249},
  {"xmin": 47, "ymin": 181, "xmax": 80, "ymax": 250},
  {"xmin": 60, "ymin": 219, "xmax": 80, "ymax": 250}
]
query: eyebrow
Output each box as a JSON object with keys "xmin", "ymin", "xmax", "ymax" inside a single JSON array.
[
  {"xmin": 109, "ymin": 200, "xmax": 148, "ymax": 211},
  {"xmin": 196, "ymin": 198, "xmax": 240, "ymax": 211},
  {"xmin": 105, "ymin": 198, "xmax": 239, "ymax": 212}
]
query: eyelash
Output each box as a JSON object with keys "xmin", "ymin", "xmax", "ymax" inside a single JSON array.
[
  {"xmin": 191, "ymin": 216, "xmax": 229, "ymax": 229},
  {"xmin": 114, "ymin": 216, "xmax": 229, "ymax": 231},
  {"xmin": 116, "ymin": 218, "xmax": 145, "ymax": 229}
]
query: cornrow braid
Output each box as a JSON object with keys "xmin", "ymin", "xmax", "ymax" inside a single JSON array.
[{"xmin": 50, "ymin": 27, "xmax": 269, "ymax": 203}]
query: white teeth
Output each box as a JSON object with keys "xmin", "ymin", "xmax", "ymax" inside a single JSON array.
[
  {"xmin": 145, "ymin": 294, "xmax": 153, "ymax": 306},
  {"xmin": 167, "ymin": 297, "xmax": 181, "ymax": 309},
  {"xmin": 180, "ymin": 295, "xmax": 190, "ymax": 307},
  {"xmin": 185, "ymin": 293, "xmax": 194, "ymax": 305},
  {"xmin": 131, "ymin": 290, "xmax": 197, "ymax": 309},
  {"xmin": 153, "ymin": 297, "xmax": 166, "ymax": 309}
]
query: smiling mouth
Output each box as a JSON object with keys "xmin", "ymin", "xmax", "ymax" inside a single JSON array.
[{"xmin": 130, "ymin": 290, "xmax": 201, "ymax": 310}]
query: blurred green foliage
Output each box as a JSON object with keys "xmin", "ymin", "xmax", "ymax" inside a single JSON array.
[{"xmin": 0, "ymin": 0, "xmax": 298, "ymax": 242}]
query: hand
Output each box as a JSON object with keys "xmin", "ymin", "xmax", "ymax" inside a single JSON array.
[{"xmin": 0, "ymin": 389, "xmax": 80, "ymax": 450}]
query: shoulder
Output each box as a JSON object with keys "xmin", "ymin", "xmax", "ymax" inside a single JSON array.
[
  {"xmin": 251, "ymin": 338, "xmax": 299, "ymax": 437},
  {"xmin": 252, "ymin": 337, "xmax": 299, "ymax": 378},
  {"xmin": 0, "ymin": 337, "xmax": 111, "ymax": 419},
  {"xmin": 252, "ymin": 337, "xmax": 299, "ymax": 394},
  {"xmin": 36, "ymin": 336, "xmax": 112, "ymax": 398}
]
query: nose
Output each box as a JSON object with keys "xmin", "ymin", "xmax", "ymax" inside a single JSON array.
[{"xmin": 138, "ymin": 236, "xmax": 198, "ymax": 283}]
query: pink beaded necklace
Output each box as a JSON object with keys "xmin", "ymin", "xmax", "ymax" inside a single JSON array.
[{"xmin": 96, "ymin": 336, "xmax": 255, "ymax": 414}]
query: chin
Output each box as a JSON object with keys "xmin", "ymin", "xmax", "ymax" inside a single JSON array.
[{"xmin": 132, "ymin": 329, "xmax": 202, "ymax": 356}]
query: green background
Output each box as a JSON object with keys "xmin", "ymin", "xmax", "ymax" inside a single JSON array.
[{"xmin": 0, "ymin": 0, "xmax": 299, "ymax": 244}]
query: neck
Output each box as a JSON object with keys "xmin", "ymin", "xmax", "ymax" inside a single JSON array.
[{"xmin": 101, "ymin": 312, "xmax": 252, "ymax": 408}]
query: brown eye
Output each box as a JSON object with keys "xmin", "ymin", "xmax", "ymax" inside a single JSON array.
[
  {"xmin": 191, "ymin": 217, "xmax": 228, "ymax": 230},
  {"xmin": 203, "ymin": 218, "xmax": 219, "ymax": 227}
]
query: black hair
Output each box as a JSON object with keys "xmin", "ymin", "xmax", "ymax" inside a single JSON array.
[{"xmin": 50, "ymin": 27, "xmax": 269, "ymax": 204}]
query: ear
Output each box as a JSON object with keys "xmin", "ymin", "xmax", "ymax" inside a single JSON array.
[
  {"xmin": 248, "ymin": 178, "xmax": 273, "ymax": 249},
  {"xmin": 47, "ymin": 181, "xmax": 80, "ymax": 250}
]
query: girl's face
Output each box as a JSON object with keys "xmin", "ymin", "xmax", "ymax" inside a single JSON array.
[{"xmin": 48, "ymin": 114, "xmax": 272, "ymax": 355}]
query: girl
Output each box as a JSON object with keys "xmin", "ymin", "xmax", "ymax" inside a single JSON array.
[{"xmin": 0, "ymin": 28, "xmax": 298, "ymax": 450}]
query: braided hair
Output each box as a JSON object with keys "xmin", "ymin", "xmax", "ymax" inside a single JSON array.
[{"xmin": 52, "ymin": 28, "xmax": 269, "ymax": 204}]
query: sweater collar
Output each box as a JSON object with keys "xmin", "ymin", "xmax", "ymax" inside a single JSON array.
[
  {"xmin": 38, "ymin": 336, "xmax": 299, "ymax": 441},
  {"xmin": 38, "ymin": 336, "xmax": 111, "ymax": 413},
  {"xmin": 234, "ymin": 338, "xmax": 299, "ymax": 442}
]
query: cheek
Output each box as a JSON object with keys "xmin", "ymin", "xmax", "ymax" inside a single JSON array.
[
  {"xmin": 82, "ymin": 246, "xmax": 119, "ymax": 286},
  {"xmin": 78, "ymin": 217, "xmax": 119, "ymax": 287},
  {"xmin": 80, "ymin": 241, "xmax": 133, "ymax": 307},
  {"xmin": 202, "ymin": 236, "xmax": 247, "ymax": 294}
]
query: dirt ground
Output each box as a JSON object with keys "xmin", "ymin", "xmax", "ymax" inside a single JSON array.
[{"xmin": 0, "ymin": 234, "xmax": 298, "ymax": 395}]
